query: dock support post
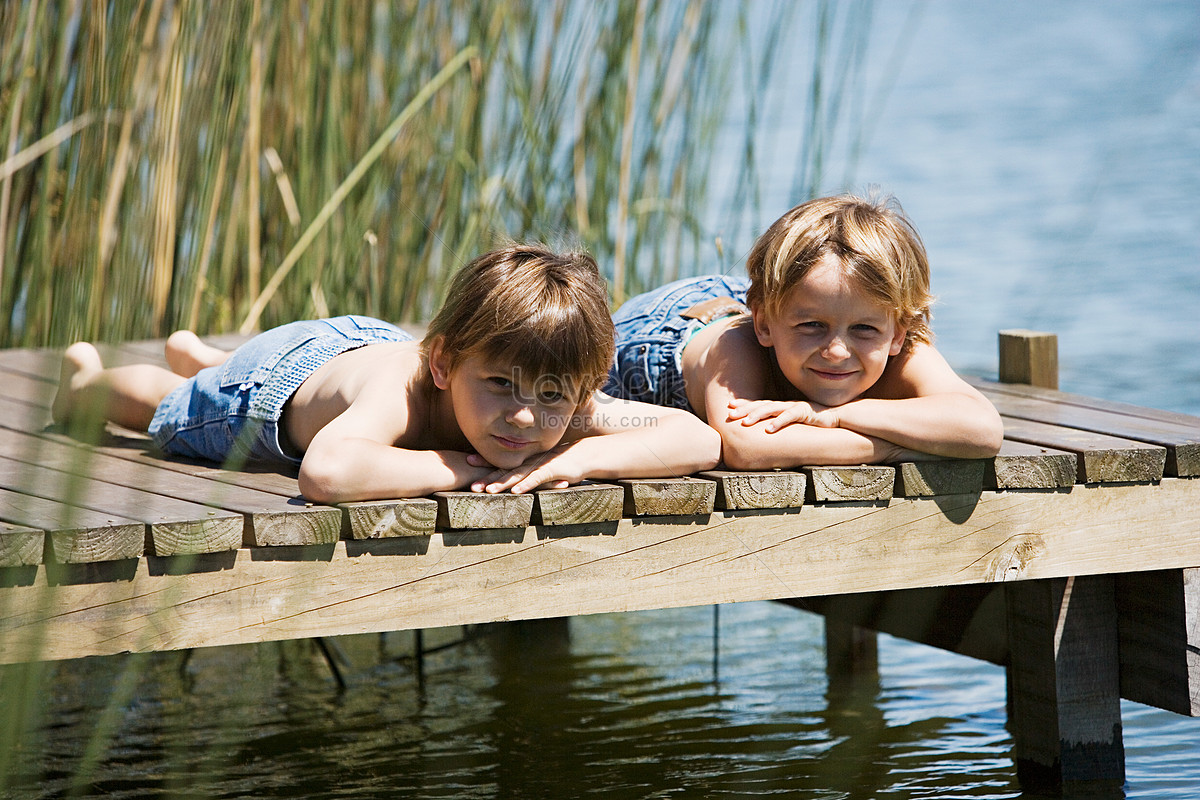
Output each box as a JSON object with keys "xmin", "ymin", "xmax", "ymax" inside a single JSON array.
[
  {"xmin": 823, "ymin": 596, "xmax": 879, "ymax": 685},
  {"xmin": 1006, "ymin": 576, "xmax": 1125, "ymax": 792}
]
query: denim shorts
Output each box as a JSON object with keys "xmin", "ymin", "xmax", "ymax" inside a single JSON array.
[
  {"xmin": 149, "ymin": 315, "xmax": 414, "ymax": 466},
  {"xmin": 603, "ymin": 275, "xmax": 749, "ymax": 410}
]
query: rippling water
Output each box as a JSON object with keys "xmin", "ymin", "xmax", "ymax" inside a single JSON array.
[{"xmin": 4, "ymin": 1, "xmax": 1200, "ymax": 797}]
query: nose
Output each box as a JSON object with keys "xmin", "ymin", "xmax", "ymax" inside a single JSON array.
[
  {"xmin": 822, "ymin": 334, "xmax": 850, "ymax": 361},
  {"xmin": 507, "ymin": 404, "xmax": 536, "ymax": 428}
]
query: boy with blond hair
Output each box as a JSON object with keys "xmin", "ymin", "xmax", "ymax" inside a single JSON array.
[
  {"xmin": 605, "ymin": 194, "xmax": 1003, "ymax": 467},
  {"xmin": 54, "ymin": 244, "xmax": 720, "ymax": 502}
]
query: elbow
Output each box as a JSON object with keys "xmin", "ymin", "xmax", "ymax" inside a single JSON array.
[
  {"xmin": 694, "ymin": 426, "xmax": 723, "ymax": 472},
  {"xmin": 719, "ymin": 435, "xmax": 773, "ymax": 471},
  {"xmin": 977, "ymin": 415, "xmax": 1006, "ymax": 459},
  {"xmin": 298, "ymin": 455, "xmax": 350, "ymax": 505},
  {"xmin": 967, "ymin": 405, "xmax": 1005, "ymax": 459},
  {"xmin": 947, "ymin": 414, "xmax": 1005, "ymax": 460}
]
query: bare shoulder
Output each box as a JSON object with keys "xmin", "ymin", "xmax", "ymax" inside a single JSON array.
[
  {"xmin": 287, "ymin": 340, "xmax": 427, "ymax": 450},
  {"xmin": 873, "ymin": 342, "xmax": 980, "ymax": 399},
  {"xmin": 682, "ymin": 315, "xmax": 771, "ymax": 411}
]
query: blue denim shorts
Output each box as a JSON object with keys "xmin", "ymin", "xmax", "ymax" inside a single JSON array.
[
  {"xmin": 149, "ymin": 315, "xmax": 414, "ymax": 466},
  {"xmin": 603, "ymin": 275, "xmax": 749, "ymax": 410}
]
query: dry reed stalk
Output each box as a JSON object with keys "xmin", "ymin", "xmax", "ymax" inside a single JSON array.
[
  {"xmin": 0, "ymin": 0, "xmax": 40, "ymax": 314},
  {"xmin": 150, "ymin": 7, "xmax": 183, "ymax": 332},
  {"xmin": 246, "ymin": 0, "xmax": 263, "ymax": 305},
  {"xmin": 187, "ymin": 145, "xmax": 230, "ymax": 331},
  {"xmin": 238, "ymin": 44, "xmax": 478, "ymax": 334},
  {"xmin": 91, "ymin": 0, "xmax": 166, "ymax": 338},
  {"xmin": 612, "ymin": 0, "xmax": 647, "ymax": 306}
]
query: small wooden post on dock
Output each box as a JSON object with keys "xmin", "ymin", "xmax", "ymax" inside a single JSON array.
[{"xmin": 999, "ymin": 329, "xmax": 1125, "ymax": 792}]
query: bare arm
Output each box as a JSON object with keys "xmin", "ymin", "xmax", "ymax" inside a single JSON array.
[
  {"xmin": 725, "ymin": 344, "xmax": 1004, "ymax": 462},
  {"xmin": 296, "ymin": 382, "xmax": 492, "ymax": 503},
  {"xmin": 299, "ymin": 436, "xmax": 494, "ymax": 503},
  {"xmin": 476, "ymin": 394, "xmax": 722, "ymax": 494}
]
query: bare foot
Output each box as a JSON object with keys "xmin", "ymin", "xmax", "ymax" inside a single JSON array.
[
  {"xmin": 51, "ymin": 342, "xmax": 103, "ymax": 424},
  {"xmin": 165, "ymin": 330, "xmax": 228, "ymax": 378}
]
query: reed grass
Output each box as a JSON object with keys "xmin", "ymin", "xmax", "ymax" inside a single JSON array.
[
  {"xmin": 0, "ymin": 0, "xmax": 885, "ymax": 348},
  {"xmin": 0, "ymin": 0, "xmax": 895, "ymax": 793}
]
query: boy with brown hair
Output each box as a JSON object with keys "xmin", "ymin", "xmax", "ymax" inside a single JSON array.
[
  {"xmin": 53, "ymin": 244, "xmax": 721, "ymax": 502},
  {"xmin": 604, "ymin": 193, "xmax": 1003, "ymax": 468}
]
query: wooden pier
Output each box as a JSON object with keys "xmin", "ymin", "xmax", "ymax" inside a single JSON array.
[{"xmin": 2, "ymin": 329, "xmax": 1199, "ymax": 793}]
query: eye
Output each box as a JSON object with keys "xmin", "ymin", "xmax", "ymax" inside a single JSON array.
[
  {"xmin": 795, "ymin": 320, "xmax": 824, "ymax": 332},
  {"xmin": 538, "ymin": 389, "xmax": 568, "ymax": 405},
  {"xmin": 487, "ymin": 376, "xmax": 514, "ymax": 390},
  {"xmin": 851, "ymin": 323, "xmax": 882, "ymax": 335}
]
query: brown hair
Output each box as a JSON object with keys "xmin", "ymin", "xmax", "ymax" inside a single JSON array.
[
  {"xmin": 744, "ymin": 194, "xmax": 934, "ymax": 350},
  {"xmin": 422, "ymin": 243, "xmax": 615, "ymax": 401}
]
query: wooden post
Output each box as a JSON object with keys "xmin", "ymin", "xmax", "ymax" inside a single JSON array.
[
  {"xmin": 999, "ymin": 329, "xmax": 1058, "ymax": 389},
  {"xmin": 1006, "ymin": 576, "xmax": 1124, "ymax": 790},
  {"xmin": 999, "ymin": 327, "xmax": 1125, "ymax": 790},
  {"xmin": 822, "ymin": 596, "xmax": 880, "ymax": 690}
]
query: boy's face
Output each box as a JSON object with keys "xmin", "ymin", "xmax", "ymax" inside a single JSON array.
[
  {"xmin": 752, "ymin": 254, "xmax": 906, "ymax": 407},
  {"xmin": 432, "ymin": 349, "xmax": 577, "ymax": 469}
]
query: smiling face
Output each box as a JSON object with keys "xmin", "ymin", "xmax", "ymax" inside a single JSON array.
[
  {"xmin": 429, "ymin": 343, "xmax": 576, "ymax": 469},
  {"xmin": 752, "ymin": 254, "xmax": 906, "ymax": 407}
]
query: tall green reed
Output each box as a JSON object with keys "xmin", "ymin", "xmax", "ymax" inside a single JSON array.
[
  {"xmin": 0, "ymin": 0, "xmax": 884, "ymax": 348},
  {"xmin": 0, "ymin": 0, "xmax": 898, "ymax": 792}
]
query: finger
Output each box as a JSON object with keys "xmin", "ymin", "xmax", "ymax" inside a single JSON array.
[
  {"xmin": 739, "ymin": 403, "xmax": 785, "ymax": 426},
  {"xmin": 509, "ymin": 468, "xmax": 553, "ymax": 494},
  {"xmin": 765, "ymin": 406, "xmax": 811, "ymax": 432},
  {"xmin": 471, "ymin": 467, "xmax": 511, "ymax": 492}
]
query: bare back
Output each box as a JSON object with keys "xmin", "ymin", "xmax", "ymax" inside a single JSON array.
[{"xmin": 284, "ymin": 340, "xmax": 433, "ymax": 453}]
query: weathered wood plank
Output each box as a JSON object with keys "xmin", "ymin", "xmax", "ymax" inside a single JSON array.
[
  {"xmin": 1115, "ymin": 569, "xmax": 1200, "ymax": 717},
  {"xmin": 0, "ymin": 454, "xmax": 241, "ymax": 559},
  {"xmin": 340, "ymin": 498, "xmax": 438, "ymax": 540},
  {"xmin": 4, "ymin": 479, "xmax": 1200, "ymax": 663},
  {"xmin": 1001, "ymin": 417, "xmax": 1166, "ymax": 483},
  {"xmin": 0, "ymin": 388, "xmax": 304, "ymax": 502},
  {"xmin": 0, "ymin": 521, "xmax": 45, "ymax": 568},
  {"xmin": 0, "ymin": 486, "xmax": 144, "ymax": 564},
  {"xmin": 0, "ymin": 394, "xmax": 53, "ymax": 436},
  {"xmin": 700, "ymin": 470, "xmax": 805, "ymax": 510},
  {"xmin": 619, "ymin": 477, "xmax": 716, "ymax": 516},
  {"xmin": 968, "ymin": 375, "xmax": 1200, "ymax": 430},
  {"xmin": 893, "ymin": 458, "xmax": 986, "ymax": 497},
  {"xmin": 803, "ymin": 465, "xmax": 894, "ymax": 502},
  {"xmin": 999, "ymin": 329, "xmax": 1058, "ymax": 389},
  {"xmin": 982, "ymin": 389, "xmax": 1200, "ymax": 477},
  {"xmin": 0, "ymin": 428, "xmax": 336, "ymax": 551},
  {"xmin": 534, "ymin": 483, "xmax": 624, "ymax": 525},
  {"xmin": 434, "ymin": 491, "xmax": 534, "ymax": 529},
  {"xmin": 988, "ymin": 440, "xmax": 1078, "ymax": 490},
  {"xmin": 1006, "ymin": 576, "xmax": 1124, "ymax": 789}
]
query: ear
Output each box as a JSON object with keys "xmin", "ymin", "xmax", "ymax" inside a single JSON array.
[
  {"xmin": 427, "ymin": 336, "xmax": 453, "ymax": 390},
  {"xmin": 751, "ymin": 307, "xmax": 775, "ymax": 348},
  {"xmin": 888, "ymin": 324, "xmax": 907, "ymax": 357}
]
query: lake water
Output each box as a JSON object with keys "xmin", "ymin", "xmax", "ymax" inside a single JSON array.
[{"xmin": 4, "ymin": 1, "xmax": 1200, "ymax": 797}]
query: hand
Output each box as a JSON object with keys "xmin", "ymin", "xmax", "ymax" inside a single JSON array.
[
  {"xmin": 466, "ymin": 448, "xmax": 577, "ymax": 494},
  {"xmin": 726, "ymin": 398, "xmax": 839, "ymax": 432}
]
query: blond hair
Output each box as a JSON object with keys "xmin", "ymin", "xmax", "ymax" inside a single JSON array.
[
  {"xmin": 744, "ymin": 194, "xmax": 933, "ymax": 350},
  {"xmin": 423, "ymin": 244, "xmax": 615, "ymax": 401}
]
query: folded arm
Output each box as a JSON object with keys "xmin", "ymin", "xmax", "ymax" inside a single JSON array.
[
  {"xmin": 701, "ymin": 334, "xmax": 1003, "ymax": 469},
  {"xmin": 299, "ymin": 435, "xmax": 493, "ymax": 503},
  {"xmin": 476, "ymin": 394, "xmax": 722, "ymax": 494}
]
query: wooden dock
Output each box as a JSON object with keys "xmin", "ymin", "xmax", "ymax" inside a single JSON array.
[{"xmin": 2, "ymin": 329, "xmax": 1199, "ymax": 793}]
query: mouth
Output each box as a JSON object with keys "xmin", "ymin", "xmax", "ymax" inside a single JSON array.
[
  {"xmin": 492, "ymin": 434, "xmax": 533, "ymax": 451},
  {"xmin": 809, "ymin": 368, "xmax": 857, "ymax": 382}
]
